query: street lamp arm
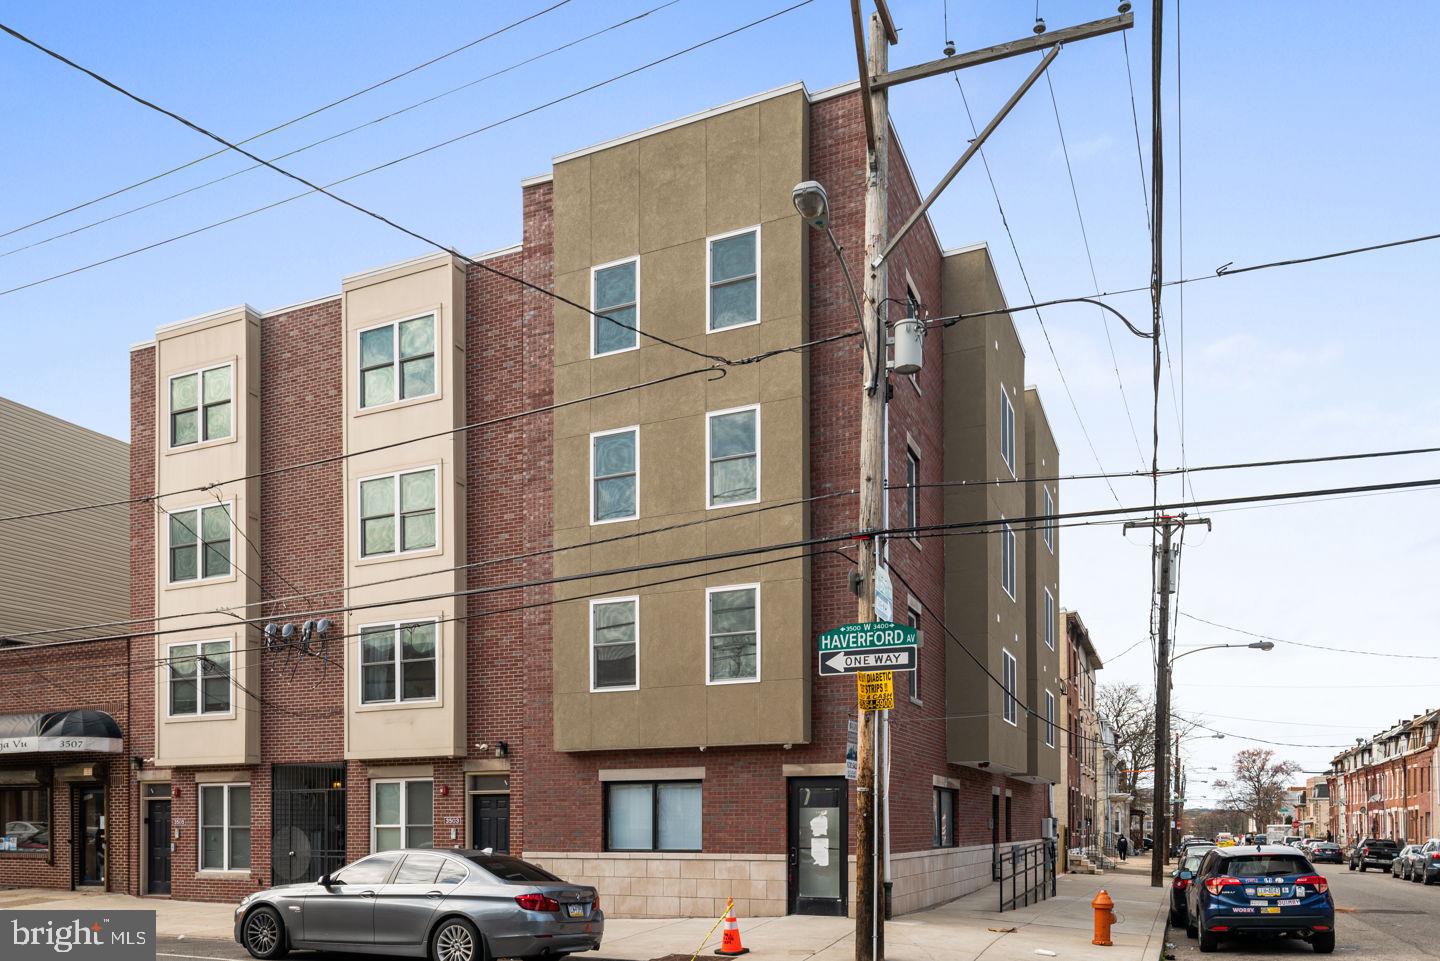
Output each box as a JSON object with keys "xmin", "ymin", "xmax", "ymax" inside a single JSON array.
[
  {"xmin": 1172, "ymin": 641, "xmax": 1274, "ymax": 663},
  {"xmin": 928, "ymin": 295, "xmax": 1153, "ymax": 339}
]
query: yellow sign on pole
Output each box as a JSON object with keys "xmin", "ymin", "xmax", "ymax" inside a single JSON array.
[{"xmin": 856, "ymin": 671, "xmax": 894, "ymax": 711}]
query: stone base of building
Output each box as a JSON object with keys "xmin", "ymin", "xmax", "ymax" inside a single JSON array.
[{"xmin": 525, "ymin": 852, "xmax": 792, "ymax": 918}]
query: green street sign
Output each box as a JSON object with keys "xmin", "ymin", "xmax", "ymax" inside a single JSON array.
[{"xmin": 818, "ymin": 622, "xmax": 918, "ymax": 653}]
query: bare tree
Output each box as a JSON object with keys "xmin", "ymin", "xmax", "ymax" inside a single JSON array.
[
  {"xmin": 1213, "ymin": 748, "xmax": 1301, "ymax": 829},
  {"xmin": 1097, "ymin": 682, "xmax": 1155, "ymax": 796}
]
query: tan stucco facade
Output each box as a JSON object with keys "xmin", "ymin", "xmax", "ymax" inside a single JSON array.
[
  {"xmin": 550, "ymin": 89, "xmax": 812, "ymax": 751},
  {"xmin": 1023, "ymin": 388, "xmax": 1061, "ymax": 785},
  {"xmin": 152, "ymin": 306, "xmax": 262, "ymax": 767},
  {"xmin": 341, "ymin": 253, "xmax": 468, "ymax": 760},
  {"xmin": 940, "ymin": 246, "xmax": 1029, "ymax": 774}
]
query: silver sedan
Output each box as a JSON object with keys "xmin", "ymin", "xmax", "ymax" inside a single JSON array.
[{"xmin": 234, "ymin": 849, "xmax": 603, "ymax": 960}]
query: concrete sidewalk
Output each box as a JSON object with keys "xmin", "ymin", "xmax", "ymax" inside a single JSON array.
[{"xmin": 0, "ymin": 861, "xmax": 1167, "ymax": 961}]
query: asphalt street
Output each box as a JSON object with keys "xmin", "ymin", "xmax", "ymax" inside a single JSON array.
[{"xmin": 1168, "ymin": 864, "xmax": 1439, "ymax": 960}]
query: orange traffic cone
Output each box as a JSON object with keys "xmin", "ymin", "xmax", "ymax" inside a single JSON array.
[{"xmin": 715, "ymin": 903, "xmax": 749, "ymax": 956}]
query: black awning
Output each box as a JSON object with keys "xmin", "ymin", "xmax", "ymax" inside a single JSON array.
[{"xmin": 0, "ymin": 710, "xmax": 122, "ymax": 755}]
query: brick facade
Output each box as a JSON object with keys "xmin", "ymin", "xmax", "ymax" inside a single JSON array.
[{"xmin": 0, "ymin": 86, "xmax": 1050, "ymax": 913}]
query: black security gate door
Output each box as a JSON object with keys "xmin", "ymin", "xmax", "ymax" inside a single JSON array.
[
  {"xmin": 787, "ymin": 777, "xmax": 847, "ymax": 916},
  {"xmin": 146, "ymin": 800, "xmax": 171, "ymax": 895},
  {"xmin": 471, "ymin": 793, "xmax": 510, "ymax": 853},
  {"xmin": 272, "ymin": 764, "xmax": 346, "ymax": 885}
]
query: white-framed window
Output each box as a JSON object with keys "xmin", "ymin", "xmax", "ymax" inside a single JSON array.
[
  {"xmin": 605, "ymin": 781, "xmax": 702, "ymax": 852},
  {"xmin": 168, "ymin": 503, "xmax": 233, "ymax": 583},
  {"xmin": 169, "ymin": 363, "xmax": 233, "ymax": 448},
  {"xmin": 707, "ymin": 584, "xmax": 759, "ymax": 684},
  {"xmin": 1002, "ymin": 648, "xmax": 1018, "ymax": 725},
  {"xmin": 1044, "ymin": 690, "xmax": 1057, "ymax": 747},
  {"xmin": 907, "ymin": 602, "xmax": 923, "ymax": 704},
  {"xmin": 1000, "ymin": 385, "xmax": 1015, "ymax": 476},
  {"xmin": 199, "ymin": 783, "xmax": 250, "ymax": 871},
  {"xmin": 372, "ymin": 779, "xmax": 434, "ymax": 851},
  {"xmin": 591, "ymin": 426, "xmax": 638, "ymax": 524},
  {"xmin": 1000, "ymin": 519, "xmax": 1016, "ymax": 600},
  {"xmin": 359, "ymin": 620, "xmax": 439, "ymax": 704},
  {"xmin": 592, "ymin": 257, "xmax": 639, "ymax": 356},
  {"xmin": 707, "ymin": 227, "xmax": 760, "ymax": 331},
  {"xmin": 904, "ymin": 446, "xmax": 920, "ymax": 534},
  {"xmin": 706, "ymin": 406, "xmax": 759, "ymax": 508},
  {"xmin": 168, "ymin": 640, "xmax": 231, "ymax": 716},
  {"xmin": 1044, "ymin": 588, "xmax": 1056, "ymax": 651},
  {"xmin": 1043, "ymin": 485, "xmax": 1056, "ymax": 552},
  {"xmin": 590, "ymin": 596, "xmax": 638, "ymax": 691},
  {"xmin": 359, "ymin": 313, "xmax": 437, "ymax": 409},
  {"xmin": 359, "ymin": 467, "xmax": 438, "ymax": 558}
]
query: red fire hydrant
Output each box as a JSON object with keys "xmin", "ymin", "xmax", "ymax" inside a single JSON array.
[{"xmin": 1091, "ymin": 889, "xmax": 1116, "ymax": 946}]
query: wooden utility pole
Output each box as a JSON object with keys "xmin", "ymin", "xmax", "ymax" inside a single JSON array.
[
  {"xmin": 840, "ymin": 7, "xmax": 1134, "ymax": 956},
  {"xmin": 853, "ymin": 8, "xmax": 888, "ymax": 959},
  {"xmin": 1123, "ymin": 514, "xmax": 1208, "ymax": 886}
]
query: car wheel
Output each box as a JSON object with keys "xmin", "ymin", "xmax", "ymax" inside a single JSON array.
[
  {"xmin": 1311, "ymin": 932, "xmax": 1335, "ymax": 954},
  {"xmin": 1357, "ymin": 862, "xmax": 1365, "ymax": 872},
  {"xmin": 241, "ymin": 906, "xmax": 288, "ymax": 960},
  {"xmin": 1199, "ymin": 928, "xmax": 1220, "ymax": 953},
  {"xmin": 430, "ymin": 917, "xmax": 483, "ymax": 961},
  {"xmin": 1424, "ymin": 871, "xmax": 1433, "ymax": 886},
  {"xmin": 1186, "ymin": 919, "xmax": 1198, "ymax": 939},
  {"xmin": 1348, "ymin": 860, "xmax": 1355, "ymax": 871}
]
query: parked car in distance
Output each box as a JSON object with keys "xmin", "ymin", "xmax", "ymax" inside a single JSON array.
[
  {"xmin": 1184, "ymin": 845, "xmax": 1335, "ymax": 954},
  {"xmin": 1170, "ymin": 851, "xmax": 1207, "ymax": 927},
  {"xmin": 1412, "ymin": 838, "xmax": 1440, "ymax": 885},
  {"xmin": 234, "ymin": 849, "xmax": 603, "ymax": 961},
  {"xmin": 1349, "ymin": 837, "xmax": 1400, "ymax": 872},
  {"xmin": 1392, "ymin": 844, "xmax": 1423, "ymax": 879},
  {"xmin": 1308, "ymin": 842, "xmax": 1343, "ymax": 865},
  {"xmin": 1284, "ymin": 835, "xmax": 1304, "ymax": 848}
]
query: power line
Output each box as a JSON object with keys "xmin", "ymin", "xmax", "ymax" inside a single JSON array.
[
  {"xmin": 18, "ymin": 473, "xmax": 1440, "ymax": 650},
  {"xmin": 1179, "ymin": 612, "xmax": 1440, "ymax": 661},
  {"xmin": 952, "ymin": 72, "xmax": 1125, "ymax": 508},
  {"xmin": 0, "ymin": 1, "xmax": 683, "ymax": 262},
  {"xmin": 0, "ymin": 0, "xmax": 815, "ymax": 317},
  {"xmin": 1043, "ymin": 69, "xmax": 1147, "ymax": 469},
  {"xmin": 0, "ymin": 0, "xmax": 577, "ymax": 241}
]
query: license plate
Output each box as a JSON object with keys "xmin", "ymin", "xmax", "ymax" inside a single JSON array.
[
  {"xmin": 566, "ymin": 904, "xmax": 586, "ymax": 919},
  {"xmin": 1262, "ymin": 907, "xmax": 1281, "ymax": 914},
  {"xmin": 1256, "ymin": 886, "xmax": 1283, "ymax": 897}
]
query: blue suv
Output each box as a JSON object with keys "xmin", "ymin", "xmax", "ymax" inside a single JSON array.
[{"xmin": 1185, "ymin": 845, "xmax": 1335, "ymax": 953}]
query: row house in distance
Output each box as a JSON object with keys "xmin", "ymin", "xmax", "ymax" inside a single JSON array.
[
  {"xmin": 0, "ymin": 81, "xmax": 1065, "ymax": 915},
  {"xmin": 1057, "ymin": 610, "xmax": 1101, "ymax": 857},
  {"xmin": 1328, "ymin": 709, "xmax": 1438, "ymax": 845}
]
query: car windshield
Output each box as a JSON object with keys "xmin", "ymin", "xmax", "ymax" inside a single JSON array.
[
  {"xmin": 1316, "ymin": 843, "xmax": 1339, "ymax": 850},
  {"xmin": 1184, "ymin": 854, "xmax": 1204, "ymax": 871},
  {"xmin": 1368, "ymin": 840, "xmax": 1398, "ymax": 849},
  {"xmin": 465, "ymin": 855, "xmax": 561, "ymax": 884},
  {"xmin": 1223, "ymin": 855, "xmax": 1311, "ymax": 876}
]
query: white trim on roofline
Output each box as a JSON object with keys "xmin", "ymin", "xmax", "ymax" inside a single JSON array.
[
  {"xmin": 130, "ymin": 340, "xmax": 156, "ymax": 353},
  {"xmin": 155, "ymin": 305, "xmax": 258, "ymax": 337},
  {"xmin": 520, "ymin": 173, "xmax": 553, "ymax": 188}
]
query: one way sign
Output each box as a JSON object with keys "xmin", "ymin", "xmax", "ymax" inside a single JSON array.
[{"xmin": 819, "ymin": 645, "xmax": 917, "ymax": 676}]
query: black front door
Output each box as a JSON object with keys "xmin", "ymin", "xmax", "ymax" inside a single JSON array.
[
  {"xmin": 146, "ymin": 800, "xmax": 171, "ymax": 895},
  {"xmin": 74, "ymin": 786, "xmax": 105, "ymax": 887},
  {"xmin": 787, "ymin": 777, "xmax": 847, "ymax": 916},
  {"xmin": 471, "ymin": 793, "xmax": 510, "ymax": 853}
]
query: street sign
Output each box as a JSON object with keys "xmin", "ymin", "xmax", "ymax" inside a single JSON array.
[
  {"xmin": 875, "ymin": 564, "xmax": 894, "ymax": 622},
  {"xmin": 845, "ymin": 719, "xmax": 858, "ymax": 780},
  {"xmin": 820, "ymin": 645, "xmax": 916, "ymax": 675},
  {"xmin": 857, "ymin": 671, "xmax": 894, "ymax": 710},
  {"xmin": 818, "ymin": 621, "xmax": 918, "ymax": 653}
]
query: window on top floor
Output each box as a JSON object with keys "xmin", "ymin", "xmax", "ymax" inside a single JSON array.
[
  {"xmin": 360, "ymin": 314, "xmax": 436, "ymax": 409},
  {"xmin": 170, "ymin": 363, "xmax": 233, "ymax": 447},
  {"xmin": 593, "ymin": 258, "xmax": 638, "ymax": 356},
  {"xmin": 708, "ymin": 228, "xmax": 759, "ymax": 331},
  {"xmin": 1000, "ymin": 386, "xmax": 1016, "ymax": 476}
]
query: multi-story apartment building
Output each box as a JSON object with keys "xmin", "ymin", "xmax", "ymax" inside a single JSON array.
[
  {"xmin": 1293, "ymin": 776, "xmax": 1330, "ymax": 840},
  {"xmin": 0, "ymin": 82, "xmax": 1064, "ymax": 914},
  {"xmin": 0, "ymin": 397, "xmax": 129, "ymax": 643},
  {"xmin": 1328, "ymin": 710, "xmax": 1438, "ymax": 845},
  {"xmin": 1059, "ymin": 610, "xmax": 1101, "ymax": 855}
]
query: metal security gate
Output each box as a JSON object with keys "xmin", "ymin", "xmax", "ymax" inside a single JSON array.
[{"xmin": 272, "ymin": 764, "xmax": 346, "ymax": 885}]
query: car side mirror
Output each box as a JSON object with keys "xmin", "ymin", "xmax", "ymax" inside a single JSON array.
[
  {"xmin": 319, "ymin": 874, "xmax": 335, "ymax": 888},
  {"xmin": 1180, "ymin": 870, "xmax": 1194, "ymax": 880}
]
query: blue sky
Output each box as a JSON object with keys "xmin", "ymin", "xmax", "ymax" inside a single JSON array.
[{"xmin": 3, "ymin": 0, "xmax": 1437, "ymax": 791}]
